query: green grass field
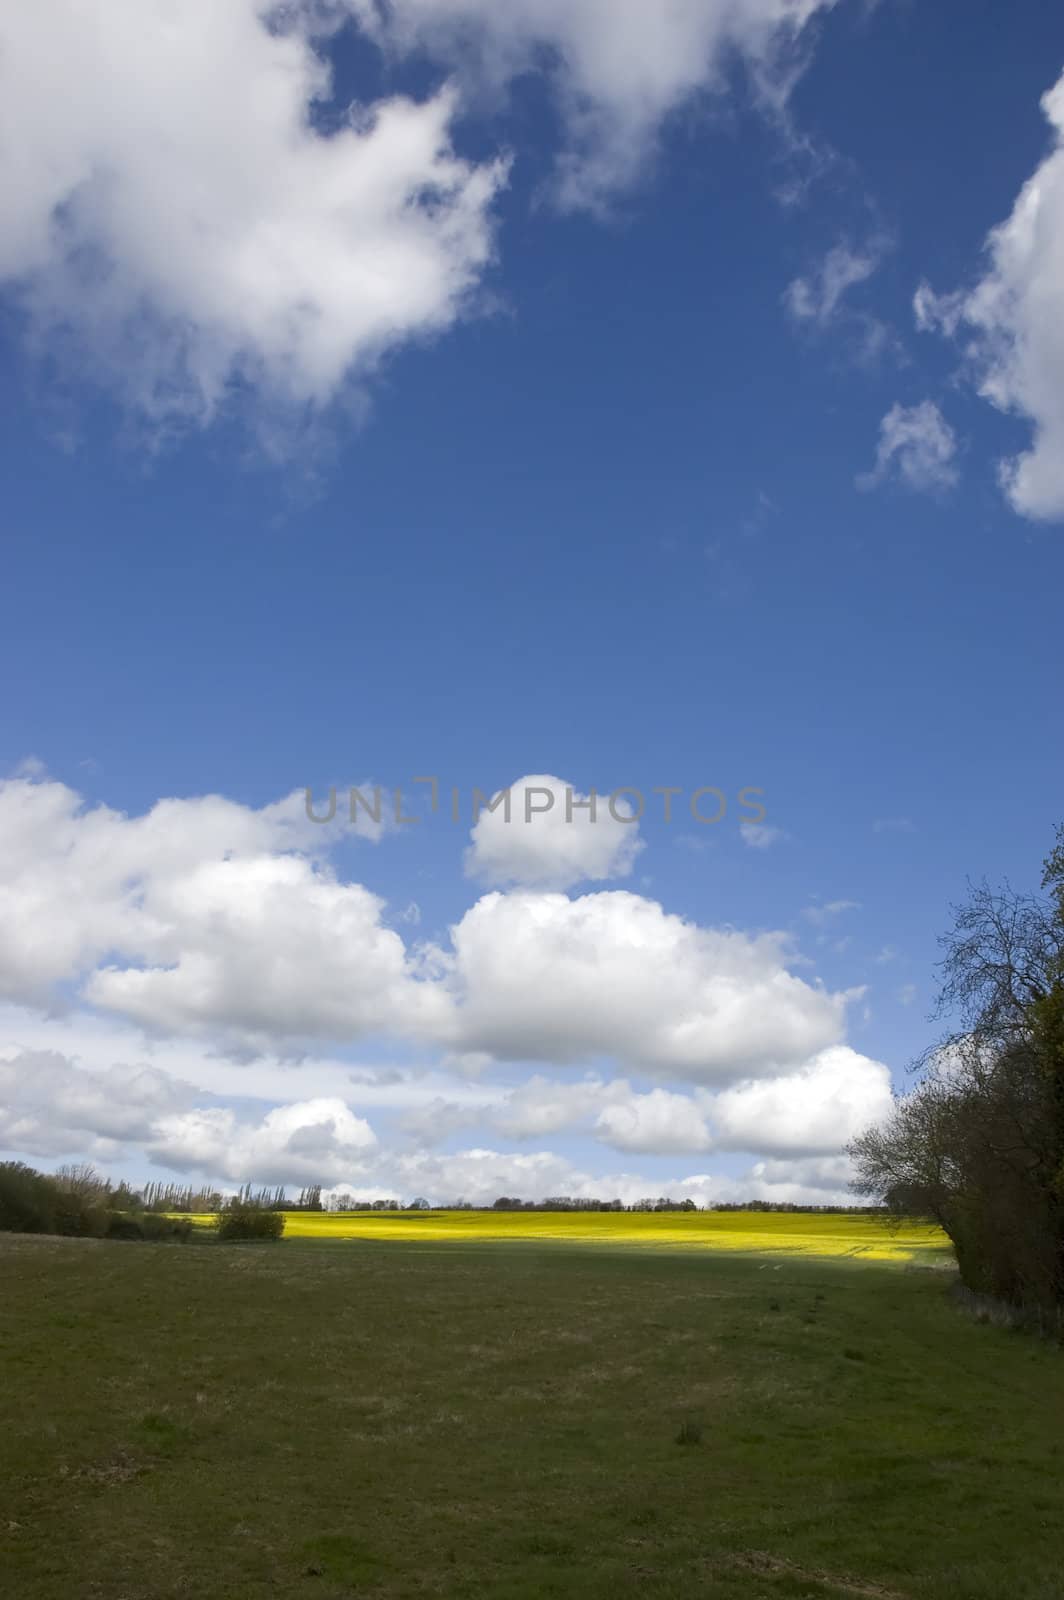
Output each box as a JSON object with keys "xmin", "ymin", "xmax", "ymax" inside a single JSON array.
[{"xmin": 2, "ymin": 1219, "xmax": 1062, "ymax": 1600}]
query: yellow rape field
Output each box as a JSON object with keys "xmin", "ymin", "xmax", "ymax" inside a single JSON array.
[{"xmin": 186, "ymin": 1206, "xmax": 951, "ymax": 1262}]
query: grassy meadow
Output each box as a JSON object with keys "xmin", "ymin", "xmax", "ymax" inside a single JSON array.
[{"xmin": 2, "ymin": 1220, "xmax": 1062, "ymax": 1600}]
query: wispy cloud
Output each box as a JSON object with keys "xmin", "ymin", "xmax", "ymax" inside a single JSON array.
[
  {"xmin": 803, "ymin": 899, "xmax": 860, "ymax": 927},
  {"xmin": 740, "ymin": 822, "xmax": 787, "ymax": 851},
  {"xmin": 858, "ymin": 401, "xmax": 959, "ymax": 495},
  {"xmin": 872, "ymin": 817, "xmax": 916, "ymax": 835}
]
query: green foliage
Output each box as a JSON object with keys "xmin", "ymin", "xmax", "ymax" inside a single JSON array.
[
  {"xmin": 50, "ymin": 1188, "xmax": 108, "ymax": 1238},
  {"xmin": 105, "ymin": 1213, "xmax": 192, "ymax": 1243},
  {"xmin": 105, "ymin": 1214, "xmax": 145, "ymax": 1241},
  {"xmin": 0, "ymin": 1161, "xmax": 107, "ymax": 1237},
  {"xmin": 0, "ymin": 1161, "xmax": 58, "ymax": 1234},
  {"xmin": 851, "ymin": 821, "xmax": 1064, "ymax": 1317},
  {"xmin": 215, "ymin": 1201, "xmax": 286, "ymax": 1242},
  {"xmin": 1, "ymin": 1161, "xmax": 198, "ymax": 1243},
  {"xmin": 143, "ymin": 1213, "xmax": 193, "ymax": 1243}
]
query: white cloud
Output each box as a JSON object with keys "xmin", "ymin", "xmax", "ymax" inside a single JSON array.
[
  {"xmin": 803, "ymin": 898, "xmax": 859, "ymax": 926},
  {"xmin": 0, "ymin": 3, "xmax": 505, "ymax": 430},
  {"xmin": 784, "ymin": 239, "xmax": 881, "ymax": 325},
  {"xmin": 464, "ymin": 774, "xmax": 643, "ymax": 889},
  {"xmin": 0, "ymin": 1024, "xmax": 881, "ymax": 1201},
  {"xmin": 784, "ymin": 236, "xmax": 896, "ymax": 364},
  {"xmin": 0, "ymin": 776, "xmax": 443, "ymax": 1052},
  {"xmin": 368, "ymin": 1148, "xmax": 856, "ymax": 1208},
  {"xmin": 83, "ymin": 854, "xmax": 442, "ymax": 1047},
  {"xmin": 435, "ymin": 889, "xmax": 850, "ymax": 1080},
  {"xmin": 0, "ymin": 777, "xmax": 859, "ymax": 1086},
  {"xmin": 914, "ymin": 72, "xmax": 1064, "ymax": 519},
  {"xmin": 352, "ymin": 0, "xmax": 838, "ymax": 209},
  {"xmin": 858, "ymin": 400, "xmax": 959, "ymax": 495},
  {"xmin": 149, "ymin": 1097, "xmax": 377, "ymax": 1187},
  {"xmin": 595, "ymin": 1088, "xmax": 713, "ymax": 1154},
  {"xmin": 710, "ymin": 1046, "xmax": 892, "ymax": 1155},
  {"xmin": 489, "ymin": 1075, "xmax": 626, "ymax": 1140},
  {"xmin": 393, "ymin": 1048, "xmax": 890, "ymax": 1161},
  {"xmin": 746, "ymin": 1152, "xmax": 855, "ymax": 1203},
  {"xmin": 0, "ymin": 2, "xmax": 847, "ymax": 434},
  {"xmin": 0, "ymin": 1049, "xmax": 193, "ymax": 1160}
]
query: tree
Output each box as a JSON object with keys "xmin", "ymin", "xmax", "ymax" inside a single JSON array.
[
  {"xmin": 850, "ymin": 826, "xmax": 1064, "ymax": 1313},
  {"xmin": 53, "ymin": 1163, "xmax": 106, "ymax": 1198}
]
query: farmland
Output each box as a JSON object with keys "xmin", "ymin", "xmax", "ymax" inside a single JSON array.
[
  {"xmin": 195, "ymin": 1206, "xmax": 953, "ymax": 1263},
  {"xmin": 2, "ymin": 1221, "xmax": 1062, "ymax": 1600}
]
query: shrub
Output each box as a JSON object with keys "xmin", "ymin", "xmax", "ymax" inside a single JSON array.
[
  {"xmin": 50, "ymin": 1185, "xmax": 107, "ymax": 1238},
  {"xmin": 142, "ymin": 1214, "xmax": 192, "ymax": 1243},
  {"xmin": 106, "ymin": 1214, "xmax": 145, "ymax": 1241},
  {"xmin": 215, "ymin": 1201, "xmax": 286, "ymax": 1242},
  {"xmin": 0, "ymin": 1161, "xmax": 58, "ymax": 1233},
  {"xmin": 0, "ymin": 1162, "xmax": 109, "ymax": 1237}
]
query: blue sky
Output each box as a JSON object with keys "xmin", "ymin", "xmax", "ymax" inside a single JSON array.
[{"xmin": 0, "ymin": 0, "xmax": 1062, "ymax": 1204}]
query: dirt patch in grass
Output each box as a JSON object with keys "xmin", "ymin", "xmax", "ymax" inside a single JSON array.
[{"xmin": 722, "ymin": 1550, "xmax": 911, "ymax": 1598}]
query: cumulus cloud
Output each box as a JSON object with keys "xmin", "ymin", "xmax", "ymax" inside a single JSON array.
[
  {"xmin": 0, "ymin": 1041, "xmax": 379, "ymax": 1188},
  {"xmin": 858, "ymin": 400, "xmax": 959, "ymax": 495},
  {"xmin": 0, "ymin": 1028, "xmax": 883, "ymax": 1200},
  {"xmin": 434, "ymin": 889, "xmax": 851, "ymax": 1080},
  {"xmin": 83, "ymin": 855, "xmax": 444, "ymax": 1046},
  {"xmin": 0, "ymin": 1, "xmax": 849, "ymax": 432},
  {"xmin": 710, "ymin": 1046, "xmax": 893, "ymax": 1155},
  {"xmin": 0, "ymin": 775, "xmax": 444, "ymax": 1051},
  {"xmin": 393, "ymin": 1046, "xmax": 890, "ymax": 1160},
  {"xmin": 745, "ymin": 1153, "xmax": 855, "ymax": 1203},
  {"xmin": 487, "ymin": 1075, "xmax": 625, "ymax": 1140},
  {"xmin": 0, "ymin": 3, "xmax": 505, "ymax": 429},
  {"xmin": 593, "ymin": 1049, "xmax": 891, "ymax": 1159},
  {"xmin": 1, "ymin": 777, "xmax": 852, "ymax": 1079},
  {"xmin": 914, "ymin": 71, "xmax": 1064, "ymax": 520},
  {"xmin": 367, "ymin": 1148, "xmax": 857, "ymax": 1208},
  {"xmin": 595, "ymin": 1088, "xmax": 713, "ymax": 1154},
  {"xmin": 149, "ymin": 1097, "xmax": 377, "ymax": 1186},
  {"xmin": 352, "ymin": 0, "xmax": 837, "ymax": 209},
  {"xmin": 0, "ymin": 1049, "xmax": 193, "ymax": 1159},
  {"xmin": 464, "ymin": 774, "xmax": 643, "ymax": 889}
]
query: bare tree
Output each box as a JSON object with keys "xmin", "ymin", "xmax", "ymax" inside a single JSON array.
[{"xmin": 850, "ymin": 826, "xmax": 1064, "ymax": 1312}]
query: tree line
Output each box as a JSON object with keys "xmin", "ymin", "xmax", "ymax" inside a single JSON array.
[
  {"xmin": 850, "ymin": 824, "xmax": 1064, "ymax": 1329},
  {"xmin": 0, "ymin": 1163, "xmax": 287, "ymax": 1242},
  {"xmin": 1, "ymin": 1160, "xmax": 889, "ymax": 1233},
  {"xmin": 139, "ymin": 1181, "xmax": 325, "ymax": 1213}
]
